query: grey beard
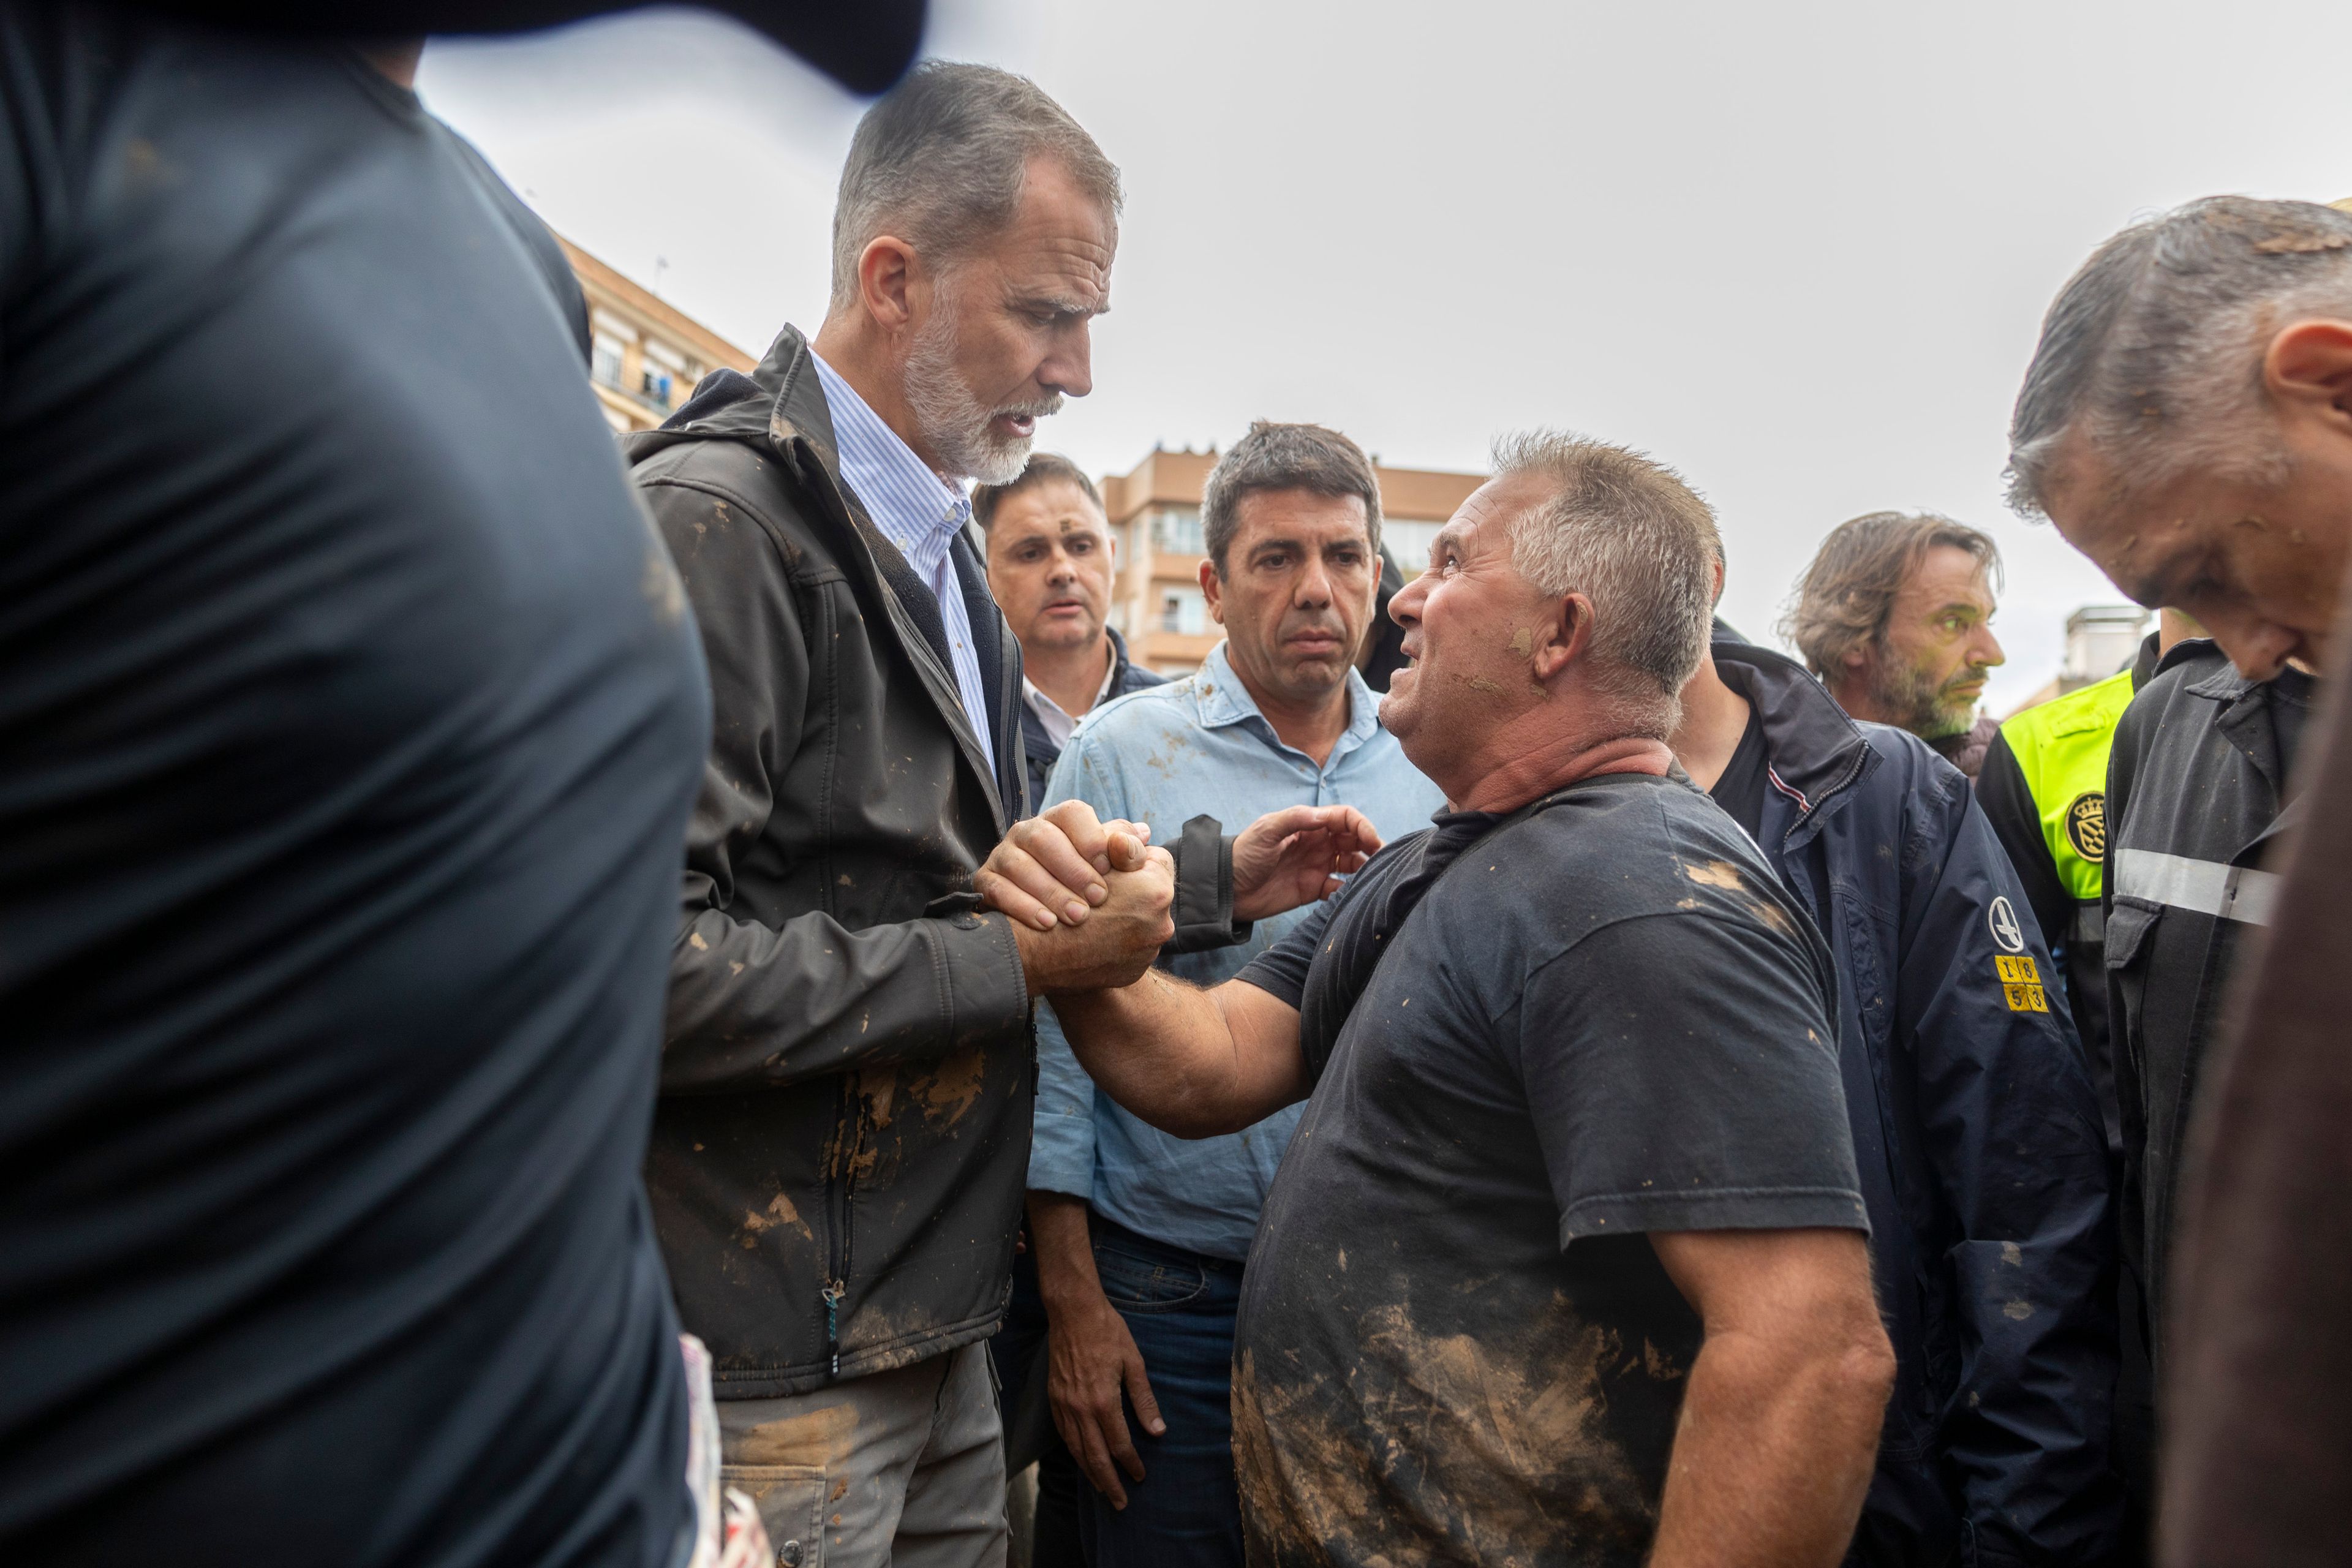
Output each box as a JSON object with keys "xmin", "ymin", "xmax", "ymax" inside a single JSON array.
[
  {"xmin": 1871, "ymin": 658, "xmax": 1979, "ymax": 740},
  {"xmin": 902, "ymin": 311, "xmax": 1054, "ymax": 485}
]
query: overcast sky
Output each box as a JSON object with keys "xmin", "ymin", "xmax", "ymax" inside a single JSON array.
[{"xmin": 418, "ymin": 1, "xmax": 2352, "ymax": 711}]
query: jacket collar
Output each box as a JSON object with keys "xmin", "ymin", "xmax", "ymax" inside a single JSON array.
[
  {"xmin": 628, "ymin": 325, "xmax": 1016, "ymax": 831},
  {"xmin": 630, "ymin": 323, "xmax": 845, "ymax": 478},
  {"xmin": 1708, "ymin": 633, "xmax": 1879, "ymax": 824}
]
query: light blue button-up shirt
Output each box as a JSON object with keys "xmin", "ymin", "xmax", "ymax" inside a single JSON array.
[
  {"xmin": 810, "ymin": 352, "xmax": 993, "ymax": 760},
  {"xmin": 1030, "ymin": 640, "xmax": 1447, "ymax": 1260}
]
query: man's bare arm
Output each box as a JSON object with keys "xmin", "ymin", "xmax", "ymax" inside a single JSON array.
[
  {"xmin": 1046, "ymin": 971, "xmax": 1310, "ymax": 1139},
  {"xmin": 1646, "ymin": 1227, "xmax": 1894, "ymax": 1568},
  {"xmin": 1027, "ymin": 1193, "xmax": 1163, "ymax": 1507}
]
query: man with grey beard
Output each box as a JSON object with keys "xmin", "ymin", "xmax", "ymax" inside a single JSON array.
[
  {"xmin": 1784, "ymin": 511, "xmax": 2009, "ymax": 777},
  {"xmin": 622, "ymin": 62, "xmax": 1365, "ymax": 1567}
]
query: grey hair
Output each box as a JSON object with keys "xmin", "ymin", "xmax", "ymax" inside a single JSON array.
[
  {"xmin": 1779, "ymin": 511, "xmax": 2001, "ymax": 677},
  {"xmin": 2006, "ymin": 195, "xmax": 2352, "ymax": 517},
  {"xmin": 1200, "ymin": 421, "xmax": 1384, "ymax": 573},
  {"xmin": 830, "ymin": 62, "xmax": 1122, "ymax": 310},
  {"xmin": 1488, "ymin": 431, "xmax": 1722, "ymax": 737}
]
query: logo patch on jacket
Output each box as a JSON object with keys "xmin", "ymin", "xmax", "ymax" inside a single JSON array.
[
  {"xmin": 1988, "ymin": 895, "xmax": 2026, "ymax": 954},
  {"xmin": 2065, "ymin": 791, "xmax": 2106, "ymax": 864}
]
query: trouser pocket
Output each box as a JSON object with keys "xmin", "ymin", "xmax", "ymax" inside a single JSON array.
[{"xmin": 722, "ymin": 1464, "xmax": 824, "ymax": 1568}]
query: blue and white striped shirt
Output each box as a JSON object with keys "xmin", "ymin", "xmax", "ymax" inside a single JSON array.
[{"xmin": 810, "ymin": 353, "xmax": 993, "ymax": 761}]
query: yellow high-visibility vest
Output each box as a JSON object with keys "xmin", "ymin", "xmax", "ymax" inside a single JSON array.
[{"xmin": 1999, "ymin": 668, "xmax": 2135, "ymax": 923}]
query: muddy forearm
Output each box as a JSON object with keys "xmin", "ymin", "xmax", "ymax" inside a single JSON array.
[
  {"xmin": 1648, "ymin": 1324, "xmax": 1890, "ymax": 1568},
  {"xmin": 1046, "ymin": 970, "xmax": 1305, "ymax": 1138}
]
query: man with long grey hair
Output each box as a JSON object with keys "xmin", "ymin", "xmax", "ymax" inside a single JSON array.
[
  {"xmin": 1782, "ymin": 511, "xmax": 2008, "ymax": 777},
  {"xmin": 2005, "ymin": 194, "xmax": 2352, "ymax": 1568},
  {"xmin": 1042, "ymin": 431, "xmax": 1895, "ymax": 1568}
]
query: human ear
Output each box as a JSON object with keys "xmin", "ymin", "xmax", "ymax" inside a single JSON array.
[
  {"xmin": 856, "ymin": 236, "xmax": 919, "ymax": 331},
  {"xmin": 1529, "ymin": 593, "xmax": 1593, "ymax": 680},
  {"xmin": 2264, "ymin": 317, "xmax": 2352, "ymax": 432},
  {"xmin": 1199, "ymin": 556, "xmax": 1225, "ymax": 625}
]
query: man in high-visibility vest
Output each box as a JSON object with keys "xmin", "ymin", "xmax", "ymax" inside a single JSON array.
[{"xmin": 1977, "ymin": 614, "xmax": 2195, "ymax": 1144}]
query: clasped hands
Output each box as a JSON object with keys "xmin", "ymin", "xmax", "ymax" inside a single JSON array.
[{"xmin": 978, "ymin": 799, "xmax": 1383, "ymax": 998}]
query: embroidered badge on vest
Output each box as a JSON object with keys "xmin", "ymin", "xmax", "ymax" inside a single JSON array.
[{"xmin": 2065, "ymin": 791, "xmax": 2106, "ymax": 864}]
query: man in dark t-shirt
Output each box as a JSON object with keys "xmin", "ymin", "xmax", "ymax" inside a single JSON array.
[
  {"xmin": 0, "ymin": 10, "xmax": 726, "ymax": 1564},
  {"xmin": 1041, "ymin": 434, "xmax": 1893, "ymax": 1568}
]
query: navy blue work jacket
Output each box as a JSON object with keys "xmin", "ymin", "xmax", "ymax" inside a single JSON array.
[{"xmin": 1714, "ymin": 638, "xmax": 2117, "ymax": 1568}]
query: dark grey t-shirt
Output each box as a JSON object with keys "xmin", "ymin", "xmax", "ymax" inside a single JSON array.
[
  {"xmin": 1231, "ymin": 772, "xmax": 1865, "ymax": 1568},
  {"xmin": 1, "ymin": 10, "xmax": 705, "ymax": 1565}
]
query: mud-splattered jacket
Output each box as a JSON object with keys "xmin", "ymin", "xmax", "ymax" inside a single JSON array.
[
  {"xmin": 1713, "ymin": 638, "xmax": 2118, "ymax": 1568},
  {"xmin": 623, "ymin": 328, "xmax": 1039, "ymax": 1398}
]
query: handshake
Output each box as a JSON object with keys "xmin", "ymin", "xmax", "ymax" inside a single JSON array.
[{"xmin": 976, "ymin": 800, "xmax": 1383, "ymax": 998}]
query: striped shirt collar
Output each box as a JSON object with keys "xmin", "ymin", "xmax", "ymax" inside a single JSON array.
[{"xmin": 809, "ymin": 352, "xmax": 971, "ymax": 575}]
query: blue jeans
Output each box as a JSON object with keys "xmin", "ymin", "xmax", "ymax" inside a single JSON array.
[{"xmin": 1079, "ymin": 1218, "xmax": 1246, "ymax": 1568}]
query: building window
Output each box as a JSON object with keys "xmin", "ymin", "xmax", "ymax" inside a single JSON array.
[
  {"xmin": 639, "ymin": 339, "xmax": 687, "ymax": 411},
  {"xmin": 1158, "ymin": 587, "xmax": 1208, "ymax": 636},
  {"xmin": 592, "ymin": 334, "xmax": 627, "ymax": 388},
  {"xmin": 1381, "ymin": 519, "xmax": 1444, "ymax": 570},
  {"xmin": 1151, "ymin": 507, "xmax": 1205, "ymax": 556}
]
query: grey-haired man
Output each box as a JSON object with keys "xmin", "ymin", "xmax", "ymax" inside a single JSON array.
[
  {"xmin": 2005, "ymin": 194, "xmax": 2352, "ymax": 1568},
  {"xmin": 628, "ymin": 61, "xmax": 1365, "ymax": 1568},
  {"xmin": 1047, "ymin": 433, "xmax": 1895, "ymax": 1568},
  {"xmin": 628, "ymin": 63, "xmax": 1142, "ymax": 1568}
]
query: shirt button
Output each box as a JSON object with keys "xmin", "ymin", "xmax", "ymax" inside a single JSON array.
[{"xmin": 778, "ymin": 1540, "xmax": 805, "ymax": 1567}]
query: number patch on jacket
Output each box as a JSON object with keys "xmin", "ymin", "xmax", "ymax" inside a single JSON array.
[{"xmin": 1996, "ymin": 954, "xmax": 2049, "ymax": 1012}]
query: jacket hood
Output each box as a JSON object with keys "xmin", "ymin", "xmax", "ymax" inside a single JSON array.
[{"xmin": 1708, "ymin": 633, "xmax": 1877, "ymax": 819}]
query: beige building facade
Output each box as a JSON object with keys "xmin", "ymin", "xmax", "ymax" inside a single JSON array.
[
  {"xmin": 1097, "ymin": 445, "xmax": 1484, "ymax": 674},
  {"xmin": 559, "ymin": 236, "xmax": 756, "ymax": 434}
]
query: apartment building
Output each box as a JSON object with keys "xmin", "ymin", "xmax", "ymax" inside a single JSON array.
[
  {"xmin": 1097, "ymin": 445, "xmax": 1484, "ymax": 674},
  {"xmin": 559, "ymin": 236, "xmax": 756, "ymax": 434}
]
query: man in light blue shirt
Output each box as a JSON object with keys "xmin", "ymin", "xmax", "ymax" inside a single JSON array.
[{"xmin": 1027, "ymin": 423, "xmax": 1445, "ymax": 1568}]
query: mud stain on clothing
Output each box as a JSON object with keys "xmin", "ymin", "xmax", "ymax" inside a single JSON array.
[
  {"xmin": 739, "ymin": 1192, "xmax": 815, "ymax": 1247},
  {"xmin": 1233, "ymin": 1290, "xmax": 1672, "ymax": 1568},
  {"xmin": 730, "ymin": 1400, "xmax": 858, "ymax": 1468},
  {"xmin": 908, "ymin": 1049, "xmax": 988, "ymax": 1125},
  {"xmin": 1682, "ymin": 859, "xmax": 1795, "ymax": 937}
]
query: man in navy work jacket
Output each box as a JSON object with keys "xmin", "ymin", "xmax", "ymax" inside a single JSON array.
[{"xmin": 1673, "ymin": 608, "xmax": 2117, "ymax": 1568}]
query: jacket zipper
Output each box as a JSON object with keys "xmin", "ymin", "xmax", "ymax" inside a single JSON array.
[
  {"xmin": 821, "ymin": 1278, "xmax": 846, "ymax": 1379},
  {"xmin": 824, "ymin": 1077, "xmax": 865, "ymax": 1382}
]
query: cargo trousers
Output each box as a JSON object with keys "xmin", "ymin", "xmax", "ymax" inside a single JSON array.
[{"xmin": 717, "ymin": 1341, "xmax": 1008, "ymax": 1568}]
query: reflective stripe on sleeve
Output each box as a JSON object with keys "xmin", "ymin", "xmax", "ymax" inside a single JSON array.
[{"xmin": 2113, "ymin": 847, "xmax": 2280, "ymax": 925}]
